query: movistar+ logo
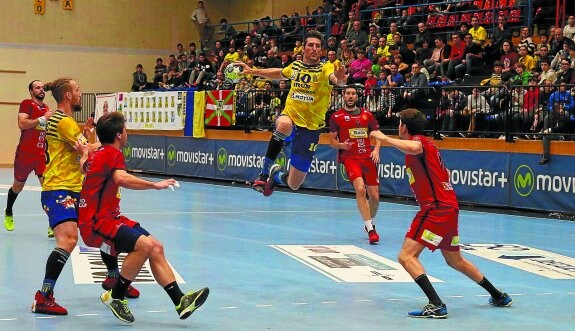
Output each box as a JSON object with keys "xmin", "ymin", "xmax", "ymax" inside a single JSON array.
[{"xmin": 514, "ymin": 165, "xmax": 534, "ymax": 197}]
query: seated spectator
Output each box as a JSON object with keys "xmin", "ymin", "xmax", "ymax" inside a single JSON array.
[
  {"xmin": 348, "ymin": 49, "xmax": 372, "ymax": 84},
  {"xmin": 188, "ymin": 52, "xmax": 214, "ymax": 88},
  {"xmin": 217, "ymin": 18, "xmax": 237, "ymax": 48},
  {"xmin": 484, "ymin": 15, "xmax": 512, "ymax": 66},
  {"xmin": 262, "ymin": 49, "xmax": 282, "ymax": 68},
  {"xmin": 376, "ymin": 37, "xmax": 391, "ymax": 62},
  {"xmin": 224, "ymin": 46, "xmax": 240, "ymax": 63},
  {"xmin": 423, "ymin": 37, "xmax": 451, "ymax": 79},
  {"xmin": 384, "ymin": 63, "xmax": 404, "ymax": 87},
  {"xmin": 131, "ymin": 64, "xmax": 149, "ymax": 92},
  {"xmin": 517, "ymin": 27, "xmax": 536, "ymax": 55},
  {"xmin": 153, "ymin": 57, "xmax": 167, "ymax": 84},
  {"xmin": 443, "ymin": 33, "xmax": 466, "ymax": 80},
  {"xmin": 551, "ymin": 40, "xmax": 574, "ymax": 72},
  {"xmin": 518, "ymin": 45, "xmax": 536, "ymax": 73},
  {"xmin": 403, "ymin": 63, "xmax": 429, "ymax": 109},
  {"xmin": 500, "ymin": 40, "xmax": 519, "ymax": 74},
  {"xmin": 564, "ymin": 15, "xmax": 575, "ymax": 40},
  {"xmin": 366, "ymin": 36, "xmax": 379, "ymax": 62},
  {"xmin": 346, "ymin": 20, "xmax": 369, "ymax": 50},
  {"xmin": 292, "ymin": 40, "xmax": 303, "ymax": 58},
  {"xmin": 415, "ymin": 39, "xmax": 432, "ymax": 68},
  {"xmin": 512, "ymin": 77, "xmax": 541, "ymax": 133},
  {"xmin": 534, "ymin": 45, "xmax": 554, "ymax": 75},
  {"xmin": 462, "ymin": 87, "xmax": 490, "ymax": 136},
  {"xmin": 556, "ymin": 58, "xmax": 575, "ymax": 84},
  {"xmin": 538, "ymin": 58, "xmax": 557, "ymax": 84},
  {"xmin": 512, "ymin": 63, "xmax": 534, "ymax": 86},
  {"xmin": 455, "ymin": 33, "xmax": 483, "ymax": 79},
  {"xmin": 469, "ymin": 16, "xmax": 487, "ymax": 47}
]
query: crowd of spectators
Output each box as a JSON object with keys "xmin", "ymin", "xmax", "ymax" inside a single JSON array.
[{"xmin": 130, "ymin": 1, "xmax": 575, "ymax": 143}]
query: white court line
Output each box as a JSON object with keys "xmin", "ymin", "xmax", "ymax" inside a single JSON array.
[
  {"xmin": 0, "ymin": 318, "xmax": 17, "ymax": 321},
  {"xmin": 292, "ymin": 302, "xmax": 308, "ymax": 305},
  {"xmin": 321, "ymin": 301, "xmax": 337, "ymax": 304},
  {"xmin": 147, "ymin": 310, "xmax": 167, "ymax": 313},
  {"xmin": 219, "ymin": 306, "xmax": 238, "ymax": 310},
  {"xmin": 75, "ymin": 313, "xmax": 98, "ymax": 317},
  {"xmin": 255, "ymin": 304, "xmax": 274, "ymax": 308}
]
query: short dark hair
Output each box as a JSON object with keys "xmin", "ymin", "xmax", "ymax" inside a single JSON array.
[
  {"xmin": 28, "ymin": 80, "xmax": 41, "ymax": 91},
  {"xmin": 96, "ymin": 112, "xmax": 126, "ymax": 144},
  {"xmin": 304, "ymin": 30, "xmax": 324, "ymax": 47},
  {"xmin": 399, "ymin": 108, "xmax": 426, "ymax": 135},
  {"xmin": 136, "ymin": 64, "xmax": 143, "ymax": 69}
]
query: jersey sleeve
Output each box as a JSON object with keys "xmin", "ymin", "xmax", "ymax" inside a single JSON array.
[
  {"xmin": 328, "ymin": 113, "xmax": 339, "ymax": 133},
  {"xmin": 18, "ymin": 100, "xmax": 32, "ymax": 115},
  {"xmin": 322, "ymin": 62, "xmax": 335, "ymax": 82},
  {"xmin": 281, "ymin": 62, "xmax": 293, "ymax": 79},
  {"xmin": 368, "ymin": 112, "xmax": 380, "ymax": 131},
  {"xmin": 58, "ymin": 116, "xmax": 85, "ymax": 145},
  {"xmin": 110, "ymin": 149, "xmax": 127, "ymax": 171}
]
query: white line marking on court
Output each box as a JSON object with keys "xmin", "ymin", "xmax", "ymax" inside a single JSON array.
[
  {"xmin": 75, "ymin": 313, "xmax": 98, "ymax": 316},
  {"xmin": 387, "ymin": 298, "xmax": 408, "ymax": 301},
  {"xmin": 535, "ymin": 292, "xmax": 553, "ymax": 296},
  {"xmin": 446, "ymin": 295, "xmax": 464, "ymax": 298},
  {"xmin": 35, "ymin": 316, "xmax": 57, "ymax": 319},
  {"xmin": 292, "ymin": 302, "xmax": 308, "ymax": 305},
  {"xmin": 356, "ymin": 299, "xmax": 371, "ymax": 302},
  {"xmin": 0, "ymin": 318, "xmax": 16, "ymax": 321},
  {"xmin": 219, "ymin": 306, "xmax": 239, "ymax": 310},
  {"xmin": 321, "ymin": 301, "xmax": 337, "ymax": 304},
  {"xmin": 255, "ymin": 304, "xmax": 274, "ymax": 308},
  {"xmin": 147, "ymin": 310, "xmax": 167, "ymax": 313}
]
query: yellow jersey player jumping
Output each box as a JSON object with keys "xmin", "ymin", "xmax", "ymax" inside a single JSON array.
[{"xmin": 234, "ymin": 30, "xmax": 347, "ymax": 196}]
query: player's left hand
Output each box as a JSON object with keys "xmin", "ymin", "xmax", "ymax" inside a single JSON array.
[
  {"xmin": 334, "ymin": 63, "xmax": 348, "ymax": 86},
  {"xmin": 371, "ymin": 150, "xmax": 380, "ymax": 164},
  {"xmin": 153, "ymin": 178, "xmax": 178, "ymax": 190}
]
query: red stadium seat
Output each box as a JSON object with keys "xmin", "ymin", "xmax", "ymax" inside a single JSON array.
[
  {"xmin": 508, "ymin": 9, "xmax": 521, "ymax": 23},
  {"xmin": 408, "ymin": 7, "xmax": 416, "ymax": 15},
  {"xmin": 426, "ymin": 15, "xmax": 437, "ymax": 28},
  {"xmin": 460, "ymin": 13, "xmax": 472, "ymax": 25},
  {"xmin": 483, "ymin": 11, "xmax": 493, "ymax": 25},
  {"xmin": 482, "ymin": 0, "xmax": 493, "ymax": 10},
  {"xmin": 447, "ymin": 14, "xmax": 459, "ymax": 27},
  {"xmin": 436, "ymin": 15, "xmax": 448, "ymax": 28},
  {"xmin": 473, "ymin": 0, "xmax": 484, "ymax": 9}
]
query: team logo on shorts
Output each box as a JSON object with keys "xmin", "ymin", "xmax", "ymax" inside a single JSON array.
[{"xmin": 56, "ymin": 195, "xmax": 77, "ymax": 209}]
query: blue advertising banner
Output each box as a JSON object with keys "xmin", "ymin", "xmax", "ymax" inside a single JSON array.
[
  {"xmin": 213, "ymin": 140, "xmax": 269, "ymax": 182},
  {"xmin": 441, "ymin": 150, "xmax": 509, "ymax": 207},
  {"xmin": 509, "ymin": 153, "xmax": 574, "ymax": 212},
  {"xmin": 377, "ymin": 147, "xmax": 412, "ymax": 198},
  {"xmin": 165, "ymin": 137, "xmax": 216, "ymax": 178},
  {"xmin": 123, "ymin": 135, "xmax": 166, "ymax": 173},
  {"xmin": 304, "ymin": 145, "xmax": 338, "ymax": 190}
]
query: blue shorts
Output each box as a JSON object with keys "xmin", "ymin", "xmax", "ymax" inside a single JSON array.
[
  {"xmin": 41, "ymin": 190, "xmax": 79, "ymax": 228},
  {"xmin": 290, "ymin": 126, "xmax": 321, "ymax": 173}
]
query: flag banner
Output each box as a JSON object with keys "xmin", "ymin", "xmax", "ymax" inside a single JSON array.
[
  {"xmin": 121, "ymin": 91, "xmax": 185, "ymax": 130},
  {"xmin": 193, "ymin": 91, "xmax": 206, "ymax": 138},
  {"xmin": 204, "ymin": 90, "xmax": 235, "ymax": 127}
]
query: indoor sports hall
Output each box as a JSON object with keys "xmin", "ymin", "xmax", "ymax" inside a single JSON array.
[{"xmin": 0, "ymin": 170, "xmax": 573, "ymax": 330}]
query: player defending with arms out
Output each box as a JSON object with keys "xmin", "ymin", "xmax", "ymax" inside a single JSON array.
[
  {"xmin": 370, "ymin": 108, "xmax": 512, "ymax": 318},
  {"xmin": 329, "ymin": 86, "xmax": 381, "ymax": 244},
  {"xmin": 234, "ymin": 30, "xmax": 348, "ymax": 196},
  {"xmin": 4, "ymin": 80, "xmax": 54, "ymax": 236},
  {"xmin": 31, "ymin": 78, "xmax": 139, "ymax": 316},
  {"xmin": 78, "ymin": 112, "xmax": 209, "ymax": 323}
]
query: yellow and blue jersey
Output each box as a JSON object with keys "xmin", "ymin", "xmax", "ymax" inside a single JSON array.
[
  {"xmin": 43, "ymin": 110, "xmax": 87, "ymax": 192},
  {"xmin": 281, "ymin": 60, "xmax": 334, "ymax": 130}
]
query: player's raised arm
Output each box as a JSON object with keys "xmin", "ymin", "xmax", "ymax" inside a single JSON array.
[{"xmin": 233, "ymin": 61, "xmax": 286, "ymax": 80}]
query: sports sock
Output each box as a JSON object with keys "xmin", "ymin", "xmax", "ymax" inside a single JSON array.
[
  {"xmin": 164, "ymin": 281, "xmax": 185, "ymax": 306},
  {"xmin": 111, "ymin": 275, "xmax": 132, "ymax": 300},
  {"xmin": 262, "ymin": 131, "xmax": 287, "ymax": 175},
  {"xmin": 414, "ymin": 274, "xmax": 443, "ymax": 306},
  {"xmin": 6, "ymin": 188, "xmax": 18, "ymax": 215},
  {"xmin": 364, "ymin": 220, "xmax": 374, "ymax": 231},
  {"xmin": 100, "ymin": 251, "xmax": 120, "ymax": 278},
  {"xmin": 41, "ymin": 247, "xmax": 70, "ymax": 296},
  {"xmin": 477, "ymin": 277, "xmax": 502, "ymax": 298}
]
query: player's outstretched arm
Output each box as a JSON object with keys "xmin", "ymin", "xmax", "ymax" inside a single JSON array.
[
  {"xmin": 113, "ymin": 169, "xmax": 177, "ymax": 190},
  {"xmin": 329, "ymin": 64, "xmax": 348, "ymax": 87},
  {"xmin": 233, "ymin": 61, "xmax": 285, "ymax": 80},
  {"xmin": 370, "ymin": 131, "xmax": 423, "ymax": 156}
]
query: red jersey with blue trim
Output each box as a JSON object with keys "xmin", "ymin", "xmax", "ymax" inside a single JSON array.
[
  {"xmin": 79, "ymin": 145, "xmax": 125, "ymax": 223},
  {"xmin": 329, "ymin": 108, "xmax": 379, "ymax": 161},
  {"xmin": 16, "ymin": 99, "xmax": 49, "ymax": 155},
  {"xmin": 405, "ymin": 135, "xmax": 458, "ymax": 209}
]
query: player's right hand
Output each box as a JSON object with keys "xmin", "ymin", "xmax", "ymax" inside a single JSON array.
[{"xmin": 154, "ymin": 178, "xmax": 177, "ymax": 190}]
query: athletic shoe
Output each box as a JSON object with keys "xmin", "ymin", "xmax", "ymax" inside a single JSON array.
[
  {"xmin": 366, "ymin": 225, "xmax": 379, "ymax": 244},
  {"xmin": 489, "ymin": 292, "xmax": 513, "ymax": 307},
  {"xmin": 100, "ymin": 290, "xmax": 134, "ymax": 323},
  {"xmin": 263, "ymin": 164, "xmax": 281, "ymax": 197},
  {"xmin": 407, "ymin": 303, "xmax": 448, "ymax": 319},
  {"xmin": 102, "ymin": 277, "xmax": 141, "ymax": 299},
  {"xmin": 251, "ymin": 173, "xmax": 268, "ymax": 193},
  {"xmin": 4, "ymin": 212, "xmax": 14, "ymax": 231},
  {"xmin": 175, "ymin": 287, "xmax": 210, "ymax": 320},
  {"xmin": 47, "ymin": 226, "xmax": 54, "ymax": 238},
  {"xmin": 31, "ymin": 290, "xmax": 68, "ymax": 315}
]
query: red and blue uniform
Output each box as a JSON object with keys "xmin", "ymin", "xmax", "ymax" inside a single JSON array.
[{"xmin": 14, "ymin": 99, "xmax": 49, "ymax": 182}]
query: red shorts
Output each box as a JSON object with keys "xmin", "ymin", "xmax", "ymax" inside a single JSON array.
[
  {"xmin": 13, "ymin": 154, "xmax": 45, "ymax": 183},
  {"xmin": 406, "ymin": 205, "xmax": 460, "ymax": 252},
  {"xmin": 343, "ymin": 158, "xmax": 379, "ymax": 186},
  {"xmin": 79, "ymin": 215, "xmax": 139, "ymax": 256}
]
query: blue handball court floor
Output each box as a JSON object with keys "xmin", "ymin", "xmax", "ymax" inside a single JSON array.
[{"xmin": 0, "ymin": 168, "xmax": 573, "ymax": 330}]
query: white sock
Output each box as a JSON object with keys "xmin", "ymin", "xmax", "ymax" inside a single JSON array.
[{"xmin": 364, "ymin": 220, "xmax": 374, "ymax": 231}]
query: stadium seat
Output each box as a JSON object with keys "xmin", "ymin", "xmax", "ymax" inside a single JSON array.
[
  {"xmin": 426, "ymin": 15, "xmax": 437, "ymax": 28},
  {"xmin": 508, "ymin": 9, "xmax": 521, "ymax": 23},
  {"xmin": 436, "ymin": 15, "xmax": 448, "ymax": 28},
  {"xmin": 482, "ymin": 0, "xmax": 493, "ymax": 10},
  {"xmin": 473, "ymin": 0, "xmax": 484, "ymax": 10},
  {"xmin": 408, "ymin": 7, "xmax": 416, "ymax": 15},
  {"xmin": 460, "ymin": 13, "xmax": 472, "ymax": 25},
  {"xmin": 447, "ymin": 14, "xmax": 459, "ymax": 27},
  {"xmin": 483, "ymin": 11, "xmax": 493, "ymax": 25}
]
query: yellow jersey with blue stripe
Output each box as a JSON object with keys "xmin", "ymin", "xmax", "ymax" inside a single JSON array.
[
  {"xmin": 281, "ymin": 60, "xmax": 334, "ymax": 130},
  {"xmin": 43, "ymin": 110, "xmax": 87, "ymax": 192}
]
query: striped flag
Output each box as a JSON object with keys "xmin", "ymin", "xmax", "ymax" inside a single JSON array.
[{"xmin": 204, "ymin": 90, "xmax": 235, "ymax": 127}]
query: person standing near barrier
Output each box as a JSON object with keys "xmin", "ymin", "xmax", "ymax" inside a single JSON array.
[
  {"xmin": 234, "ymin": 30, "xmax": 347, "ymax": 196},
  {"xmin": 329, "ymin": 86, "xmax": 381, "ymax": 244},
  {"xmin": 31, "ymin": 78, "xmax": 139, "ymax": 316},
  {"xmin": 78, "ymin": 112, "xmax": 209, "ymax": 323},
  {"xmin": 191, "ymin": 0, "xmax": 210, "ymax": 51},
  {"xmin": 4, "ymin": 80, "xmax": 53, "ymax": 236},
  {"xmin": 370, "ymin": 108, "xmax": 512, "ymax": 318}
]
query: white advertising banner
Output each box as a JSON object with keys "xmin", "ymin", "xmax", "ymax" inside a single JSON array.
[{"xmin": 120, "ymin": 91, "xmax": 186, "ymax": 130}]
